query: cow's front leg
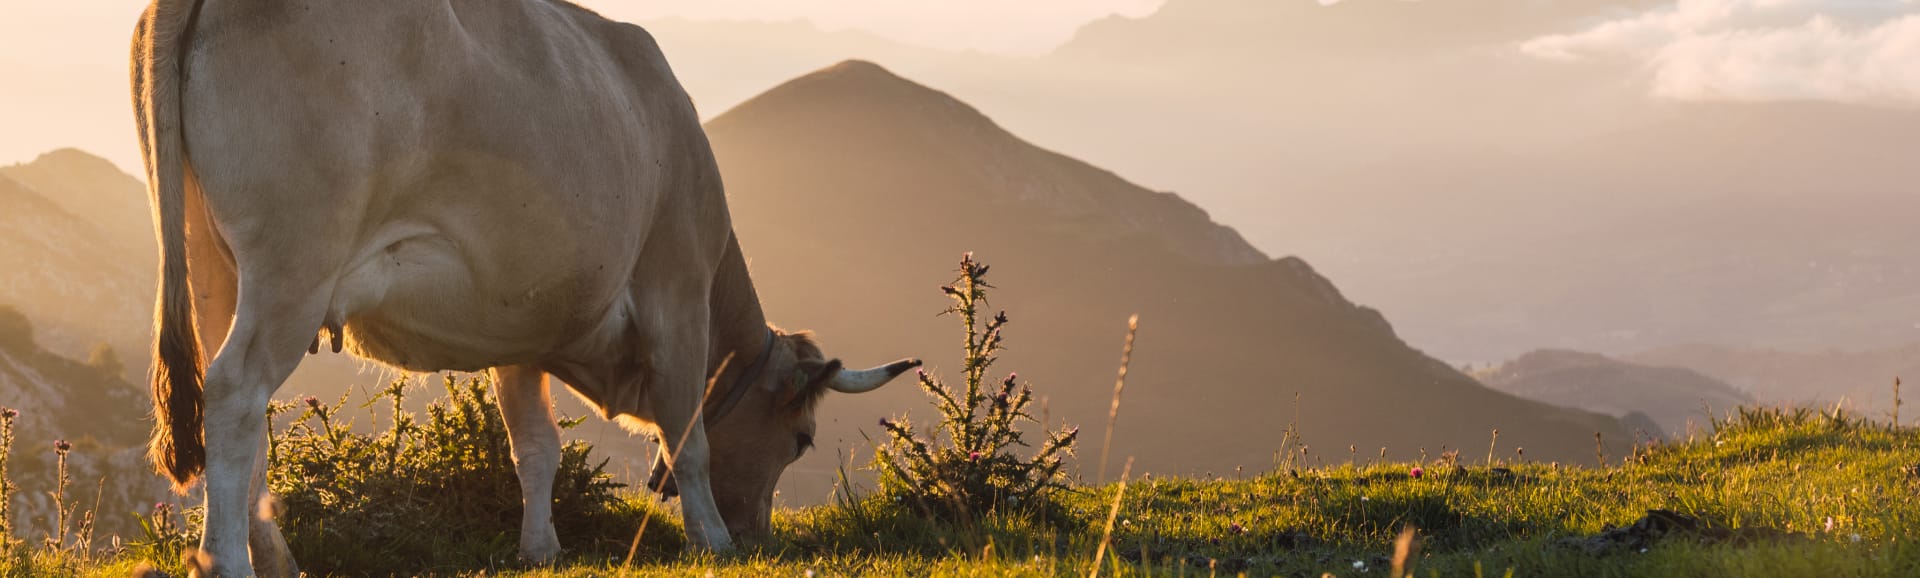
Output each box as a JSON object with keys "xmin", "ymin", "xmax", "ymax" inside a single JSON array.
[
  {"xmin": 651, "ymin": 401, "xmax": 733, "ymax": 552},
  {"xmin": 639, "ymin": 305, "xmax": 733, "ymax": 552},
  {"xmin": 493, "ymin": 365, "xmax": 563, "ymax": 563}
]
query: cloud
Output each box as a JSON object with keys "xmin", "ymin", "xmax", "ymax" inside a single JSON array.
[{"xmin": 1521, "ymin": 0, "xmax": 1920, "ymax": 106}]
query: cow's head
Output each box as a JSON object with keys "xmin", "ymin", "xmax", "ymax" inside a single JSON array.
[{"xmin": 649, "ymin": 329, "xmax": 916, "ymax": 540}]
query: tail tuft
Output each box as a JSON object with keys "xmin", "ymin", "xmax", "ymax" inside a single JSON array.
[{"xmin": 134, "ymin": 0, "xmax": 209, "ymax": 491}]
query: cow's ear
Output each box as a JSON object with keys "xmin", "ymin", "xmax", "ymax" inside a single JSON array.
[
  {"xmin": 801, "ymin": 358, "xmax": 843, "ymax": 390},
  {"xmin": 783, "ymin": 358, "xmax": 842, "ymax": 410}
]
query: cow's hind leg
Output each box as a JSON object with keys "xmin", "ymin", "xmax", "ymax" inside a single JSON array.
[
  {"xmin": 181, "ymin": 173, "xmax": 300, "ymax": 578},
  {"xmin": 196, "ymin": 282, "xmax": 330, "ymax": 576},
  {"xmin": 493, "ymin": 365, "xmax": 563, "ymax": 563},
  {"xmin": 247, "ymin": 425, "xmax": 297, "ymax": 577}
]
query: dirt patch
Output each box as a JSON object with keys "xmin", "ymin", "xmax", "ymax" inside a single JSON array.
[{"xmin": 1563, "ymin": 510, "xmax": 1804, "ymax": 555}]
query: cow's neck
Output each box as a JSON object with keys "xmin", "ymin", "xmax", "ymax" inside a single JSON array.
[{"xmin": 708, "ymin": 232, "xmax": 771, "ymax": 380}]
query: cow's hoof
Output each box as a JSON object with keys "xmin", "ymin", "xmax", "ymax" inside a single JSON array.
[
  {"xmin": 251, "ymin": 553, "xmax": 299, "ymax": 578},
  {"xmin": 180, "ymin": 549, "xmax": 213, "ymax": 578},
  {"xmin": 519, "ymin": 525, "xmax": 562, "ymax": 565}
]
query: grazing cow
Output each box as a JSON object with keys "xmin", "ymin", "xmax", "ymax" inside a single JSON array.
[{"xmin": 129, "ymin": 0, "xmax": 917, "ymax": 574}]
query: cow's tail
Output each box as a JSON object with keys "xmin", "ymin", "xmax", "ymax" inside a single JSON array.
[{"xmin": 133, "ymin": 0, "xmax": 208, "ymax": 492}]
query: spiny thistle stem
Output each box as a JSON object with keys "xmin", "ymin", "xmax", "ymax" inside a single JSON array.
[
  {"xmin": 50, "ymin": 439, "xmax": 71, "ymax": 550},
  {"xmin": 0, "ymin": 407, "xmax": 15, "ymax": 542}
]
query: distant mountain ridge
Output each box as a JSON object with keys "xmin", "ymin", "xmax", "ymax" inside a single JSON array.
[
  {"xmin": 1631, "ymin": 344, "xmax": 1920, "ymax": 419},
  {"xmin": 1478, "ymin": 349, "xmax": 1754, "ymax": 437}
]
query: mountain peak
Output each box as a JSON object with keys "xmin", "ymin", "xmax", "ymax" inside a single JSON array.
[
  {"xmin": 21, "ymin": 148, "xmax": 123, "ymax": 173},
  {"xmin": 0, "ymin": 148, "xmax": 152, "ymax": 256},
  {"xmin": 818, "ymin": 59, "xmax": 896, "ymax": 80},
  {"xmin": 709, "ymin": 62, "xmax": 1268, "ymax": 267},
  {"xmin": 715, "ymin": 58, "xmax": 989, "ymax": 134}
]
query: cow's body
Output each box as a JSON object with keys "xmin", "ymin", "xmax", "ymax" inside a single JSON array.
[
  {"xmin": 188, "ymin": 0, "xmax": 718, "ymax": 386},
  {"xmin": 131, "ymin": 1, "xmax": 914, "ymax": 575}
]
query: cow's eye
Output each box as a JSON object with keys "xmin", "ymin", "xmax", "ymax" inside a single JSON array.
[{"xmin": 796, "ymin": 433, "xmax": 815, "ymax": 456}]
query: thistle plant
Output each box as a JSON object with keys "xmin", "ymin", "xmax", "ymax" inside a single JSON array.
[
  {"xmin": 0, "ymin": 407, "xmax": 15, "ymax": 544},
  {"xmin": 45, "ymin": 439, "xmax": 72, "ymax": 551},
  {"xmin": 128, "ymin": 501, "xmax": 200, "ymax": 568},
  {"xmin": 874, "ymin": 253, "xmax": 1078, "ymax": 520}
]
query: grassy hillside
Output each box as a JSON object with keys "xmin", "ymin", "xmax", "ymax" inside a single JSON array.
[{"xmin": 12, "ymin": 401, "xmax": 1912, "ymax": 577}]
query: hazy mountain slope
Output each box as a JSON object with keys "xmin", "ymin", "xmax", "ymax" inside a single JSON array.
[
  {"xmin": 0, "ymin": 305, "xmax": 163, "ymax": 540},
  {"xmin": 0, "ymin": 161, "xmax": 152, "ymax": 372},
  {"xmin": 1045, "ymin": 2, "xmax": 1920, "ymax": 364},
  {"xmin": 707, "ymin": 61, "xmax": 1631, "ymax": 490},
  {"xmin": 1630, "ymin": 344, "xmax": 1920, "ymax": 420},
  {"xmin": 1477, "ymin": 349, "xmax": 1754, "ymax": 437},
  {"xmin": 1298, "ymin": 103, "xmax": 1920, "ymax": 363}
]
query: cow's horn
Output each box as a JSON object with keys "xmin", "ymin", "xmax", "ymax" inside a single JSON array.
[{"xmin": 826, "ymin": 358, "xmax": 922, "ymax": 393}]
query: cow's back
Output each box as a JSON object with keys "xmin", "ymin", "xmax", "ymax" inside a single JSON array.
[{"xmin": 181, "ymin": 0, "xmax": 724, "ymax": 371}]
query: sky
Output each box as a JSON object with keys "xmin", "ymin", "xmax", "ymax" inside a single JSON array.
[
  {"xmin": 1523, "ymin": 0, "xmax": 1920, "ymax": 106},
  {"xmin": 0, "ymin": 0, "xmax": 1163, "ymax": 172},
  {"xmin": 590, "ymin": 0, "xmax": 1165, "ymax": 55},
  {"xmin": 3, "ymin": 0, "xmax": 1916, "ymax": 172}
]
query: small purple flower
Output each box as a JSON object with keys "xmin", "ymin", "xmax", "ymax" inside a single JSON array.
[
  {"xmin": 969, "ymin": 451, "xmax": 982, "ymax": 461},
  {"xmin": 53, "ymin": 439, "xmax": 71, "ymax": 452},
  {"xmin": 1229, "ymin": 523, "xmax": 1246, "ymax": 535},
  {"xmin": 1410, "ymin": 466, "xmax": 1425, "ymax": 479},
  {"xmin": 303, "ymin": 396, "xmax": 322, "ymax": 409},
  {"xmin": 0, "ymin": 407, "xmax": 15, "ymax": 419}
]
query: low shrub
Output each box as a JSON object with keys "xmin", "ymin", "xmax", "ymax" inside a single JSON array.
[{"xmin": 265, "ymin": 374, "xmax": 638, "ymax": 574}]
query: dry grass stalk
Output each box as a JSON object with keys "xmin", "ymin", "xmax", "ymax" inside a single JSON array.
[
  {"xmin": 1088, "ymin": 457, "xmax": 1134, "ymax": 578},
  {"xmin": 1098, "ymin": 315, "xmax": 1139, "ymax": 484},
  {"xmin": 1391, "ymin": 524, "xmax": 1421, "ymax": 578}
]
